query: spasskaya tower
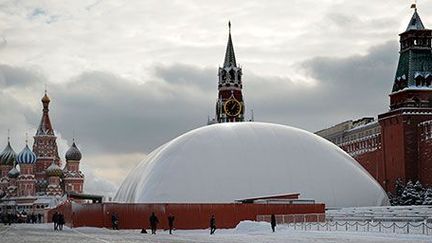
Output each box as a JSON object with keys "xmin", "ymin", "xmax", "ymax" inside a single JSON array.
[{"xmin": 215, "ymin": 22, "xmax": 245, "ymax": 123}]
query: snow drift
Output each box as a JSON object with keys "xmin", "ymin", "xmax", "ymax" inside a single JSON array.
[{"xmin": 114, "ymin": 122, "xmax": 389, "ymax": 207}]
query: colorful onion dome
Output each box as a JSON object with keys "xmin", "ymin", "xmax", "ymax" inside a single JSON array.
[
  {"xmin": 16, "ymin": 145, "xmax": 37, "ymax": 164},
  {"xmin": 8, "ymin": 165, "xmax": 20, "ymax": 178},
  {"xmin": 0, "ymin": 142, "xmax": 17, "ymax": 166},
  {"xmin": 65, "ymin": 142, "xmax": 82, "ymax": 161},
  {"xmin": 46, "ymin": 160, "xmax": 63, "ymax": 177}
]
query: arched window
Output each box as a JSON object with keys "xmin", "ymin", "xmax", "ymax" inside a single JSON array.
[
  {"xmin": 413, "ymin": 97, "xmax": 421, "ymax": 107},
  {"xmin": 415, "ymin": 75, "xmax": 425, "ymax": 86},
  {"xmin": 229, "ymin": 69, "xmax": 235, "ymax": 81},
  {"xmin": 425, "ymin": 75, "xmax": 432, "ymax": 86}
]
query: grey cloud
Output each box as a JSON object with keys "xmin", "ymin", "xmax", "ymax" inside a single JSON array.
[
  {"xmin": 0, "ymin": 39, "xmax": 402, "ymax": 196},
  {"xmin": 245, "ymin": 41, "xmax": 399, "ymax": 130},
  {"xmin": 0, "ymin": 65, "xmax": 44, "ymax": 88},
  {"xmin": 0, "ymin": 40, "xmax": 399, "ymax": 155},
  {"xmin": 154, "ymin": 64, "xmax": 216, "ymax": 91},
  {"xmin": 51, "ymin": 70, "xmax": 214, "ymax": 154}
]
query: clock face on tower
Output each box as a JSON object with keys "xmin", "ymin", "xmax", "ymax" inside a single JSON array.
[{"xmin": 224, "ymin": 99, "xmax": 242, "ymax": 117}]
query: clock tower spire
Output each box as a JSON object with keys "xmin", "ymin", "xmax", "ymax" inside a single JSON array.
[{"xmin": 216, "ymin": 21, "xmax": 245, "ymax": 123}]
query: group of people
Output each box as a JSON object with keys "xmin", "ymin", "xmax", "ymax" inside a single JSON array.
[
  {"xmin": 52, "ymin": 212, "xmax": 65, "ymax": 231},
  {"xmin": 110, "ymin": 212, "xmax": 215, "ymax": 235},
  {"xmin": 107, "ymin": 212, "xmax": 277, "ymax": 234},
  {"xmin": 1, "ymin": 212, "xmax": 43, "ymax": 224},
  {"xmin": 147, "ymin": 212, "xmax": 175, "ymax": 235}
]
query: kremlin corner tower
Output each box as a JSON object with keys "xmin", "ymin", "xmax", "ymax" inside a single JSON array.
[{"xmin": 316, "ymin": 7, "xmax": 432, "ymax": 193}]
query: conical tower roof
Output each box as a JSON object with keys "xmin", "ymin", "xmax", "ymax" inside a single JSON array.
[
  {"xmin": 36, "ymin": 91, "xmax": 54, "ymax": 136},
  {"xmin": 223, "ymin": 21, "xmax": 237, "ymax": 68},
  {"xmin": 406, "ymin": 9, "xmax": 425, "ymax": 31}
]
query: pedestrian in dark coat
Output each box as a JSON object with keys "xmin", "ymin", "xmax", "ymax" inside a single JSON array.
[
  {"xmin": 31, "ymin": 213, "xmax": 36, "ymax": 224},
  {"xmin": 111, "ymin": 214, "xmax": 119, "ymax": 230},
  {"xmin": 37, "ymin": 213, "xmax": 42, "ymax": 223},
  {"xmin": 168, "ymin": 214, "xmax": 175, "ymax": 234},
  {"xmin": 209, "ymin": 215, "xmax": 216, "ymax": 235},
  {"xmin": 271, "ymin": 214, "xmax": 276, "ymax": 232},
  {"xmin": 8, "ymin": 213, "xmax": 13, "ymax": 225},
  {"xmin": 52, "ymin": 212, "xmax": 59, "ymax": 231},
  {"xmin": 58, "ymin": 213, "xmax": 65, "ymax": 231},
  {"xmin": 149, "ymin": 212, "xmax": 159, "ymax": 234}
]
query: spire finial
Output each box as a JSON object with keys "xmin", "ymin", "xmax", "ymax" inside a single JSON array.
[
  {"xmin": 72, "ymin": 130, "xmax": 75, "ymax": 143},
  {"xmin": 25, "ymin": 132, "xmax": 28, "ymax": 145},
  {"xmin": 228, "ymin": 21, "xmax": 231, "ymax": 33},
  {"xmin": 411, "ymin": 0, "xmax": 417, "ymax": 11},
  {"xmin": 7, "ymin": 129, "xmax": 10, "ymax": 143}
]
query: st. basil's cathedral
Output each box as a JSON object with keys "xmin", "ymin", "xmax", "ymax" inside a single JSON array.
[{"xmin": 0, "ymin": 91, "xmax": 84, "ymax": 216}]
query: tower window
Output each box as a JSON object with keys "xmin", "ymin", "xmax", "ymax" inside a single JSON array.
[{"xmin": 229, "ymin": 69, "xmax": 235, "ymax": 80}]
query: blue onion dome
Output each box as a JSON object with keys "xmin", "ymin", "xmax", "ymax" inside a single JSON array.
[
  {"xmin": 46, "ymin": 160, "xmax": 63, "ymax": 177},
  {"xmin": 8, "ymin": 165, "xmax": 20, "ymax": 178},
  {"xmin": 65, "ymin": 142, "xmax": 82, "ymax": 161},
  {"xmin": 0, "ymin": 142, "xmax": 17, "ymax": 166},
  {"xmin": 16, "ymin": 144, "xmax": 37, "ymax": 164}
]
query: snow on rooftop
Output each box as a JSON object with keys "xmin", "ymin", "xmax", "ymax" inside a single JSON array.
[{"xmin": 114, "ymin": 122, "xmax": 389, "ymax": 208}]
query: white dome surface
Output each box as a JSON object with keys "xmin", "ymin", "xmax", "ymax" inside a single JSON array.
[{"xmin": 115, "ymin": 122, "xmax": 389, "ymax": 208}]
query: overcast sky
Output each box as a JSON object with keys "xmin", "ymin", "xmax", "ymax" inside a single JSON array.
[{"xmin": 0, "ymin": 0, "xmax": 431, "ymax": 197}]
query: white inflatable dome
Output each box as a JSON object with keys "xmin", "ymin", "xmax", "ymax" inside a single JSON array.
[{"xmin": 115, "ymin": 122, "xmax": 389, "ymax": 208}]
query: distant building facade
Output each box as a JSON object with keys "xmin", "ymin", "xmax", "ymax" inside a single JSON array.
[
  {"xmin": 0, "ymin": 92, "xmax": 84, "ymax": 216},
  {"xmin": 316, "ymin": 9, "xmax": 432, "ymax": 193}
]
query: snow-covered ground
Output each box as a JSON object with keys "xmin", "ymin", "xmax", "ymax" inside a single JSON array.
[
  {"xmin": 326, "ymin": 205, "xmax": 432, "ymax": 222},
  {"xmin": 1, "ymin": 221, "xmax": 431, "ymax": 243}
]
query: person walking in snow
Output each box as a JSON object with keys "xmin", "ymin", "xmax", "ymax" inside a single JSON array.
[
  {"xmin": 271, "ymin": 214, "xmax": 276, "ymax": 232},
  {"xmin": 149, "ymin": 212, "xmax": 159, "ymax": 234},
  {"xmin": 111, "ymin": 213, "xmax": 119, "ymax": 230},
  {"xmin": 168, "ymin": 214, "xmax": 175, "ymax": 234},
  {"xmin": 52, "ymin": 212, "xmax": 59, "ymax": 231},
  {"xmin": 58, "ymin": 213, "xmax": 65, "ymax": 231},
  {"xmin": 209, "ymin": 215, "xmax": 216, "ymax": 235}
]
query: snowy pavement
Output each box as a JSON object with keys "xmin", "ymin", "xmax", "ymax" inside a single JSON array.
[{"xmin": 1, "ymin": 222, "xmax": 431, "ymax": 243}]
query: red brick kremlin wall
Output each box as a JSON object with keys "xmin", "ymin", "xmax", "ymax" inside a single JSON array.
[
  {"xmin": 339, "ymin": 113, "xmax": 432, "ymax": 193},
  {"xmin": 48, "ymin": 202, "xmax": 325, "ymax": 229}
]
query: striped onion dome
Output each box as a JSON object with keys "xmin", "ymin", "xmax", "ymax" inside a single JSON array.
[
  {"xmin": 0, "ymin": 142, "xmax": 16, "ymax": 166},
  {"xmin": 65, "ymin": 142, "xmax": 82, "ymax": 161},
  {"xmin": 8, "ymin": 165, "xmax": 20, "ymax": 178},
  {"xmin": 16, "ymin": 145, "xmax": 37, "ymax": 164},
  {"xmin": 46, "ymin": 160, "xmax": 63, "ymax": 177}
]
